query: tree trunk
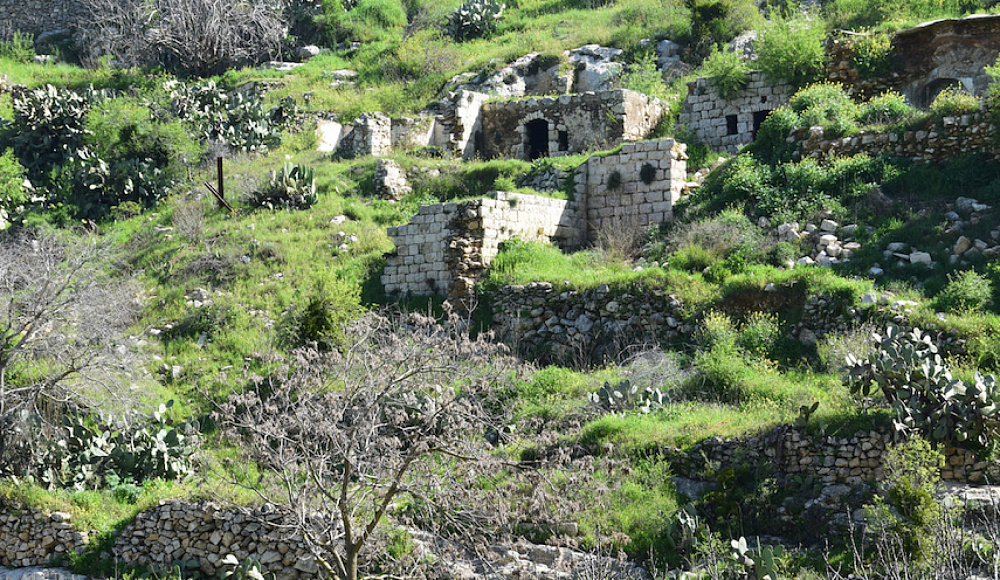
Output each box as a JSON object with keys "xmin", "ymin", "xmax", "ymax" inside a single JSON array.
[{"xmin": 345, "ymin": 546, "xmax": 360, "ymax": 580}]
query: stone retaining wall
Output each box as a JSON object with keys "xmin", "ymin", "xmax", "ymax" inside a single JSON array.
[
  {"xmin": 491, "ymin": 281, "xmax": 693, "ymax": 364},
  {"xmin": 795, "ymin": 112, "xmax": 996, "ymax": 163},
  {"xmin": 113, "ymin": 500, "xmax": 316, "ymax": 580},
  {"xmin": 678, "ymin": 71, "xmax": 794, "ymax": 154},
  {"xmin": 0, "ymin": 0, "xmax": 87, "ymax": 36},
  {"xmin": 679, "ymin": 426, "xmax": 1000, "ymax": 486},
  {"xmin": 0, "ymin": 506, "xmax": 90, "ymax": 567}
]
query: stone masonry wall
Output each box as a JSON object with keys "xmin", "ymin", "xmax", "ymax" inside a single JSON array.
[
  {"xmin": 382, "ymin": 139, "xmax": 685, "ymax": 300},
  {"xmin": 795, "ymin": 111, "xmax": 996, "ymax": 163},
  {"xmin": 0, "ymin": 0, "xmax": 88, "ymax": 36},
  {"xmin": 679, "ymin": 426, "xmax": 1000, "ymax": 486},
  {"xmin": 678, "ymin": 71, "xmax": 794, "ymax": 154},
  {"xmin": 576, "ymin": 139, "xmax": 687, "ymax": 241},
  {"xmin": 382, "ymin": 192, "xmax": 583, "ymax": 299},
  {"xmin": 0, "ymin": 505, "xmax": 90, "ymax": 567},
  {"xmin": 480, "ymin": 90, "xmax": 663, "ymax": 160}
]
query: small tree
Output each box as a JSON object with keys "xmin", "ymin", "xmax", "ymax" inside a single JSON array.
[
  {"xmin": 0, "ymin": 230, "xmax": 141, "ymax": 476},
  {"xmin": 217, "ymin": 312, "xmax": 517, "ymax": 580}
]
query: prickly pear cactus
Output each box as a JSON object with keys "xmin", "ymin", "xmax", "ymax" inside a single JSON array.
[{"xmin": 590, "ymin": 379, "xmax": 666, "ymax": 414}]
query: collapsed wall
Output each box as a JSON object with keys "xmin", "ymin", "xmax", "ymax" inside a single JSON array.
[
  {"xmin": 381, "ymin": 139, "xmax": 687, "ymax": 300},
  {"xmin": 677, "ymin": 71, "xmax": 794, "ymax": 154}
]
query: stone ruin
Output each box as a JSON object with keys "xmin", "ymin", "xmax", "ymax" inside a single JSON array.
[
  {"xmin": 0, "ymin": 0, "xmax": 85, "ymax": 36},
  {"xmin": 381, "ymin": 139, "xmax": 687, "ymax": 301},
  {"xmin": 329, "ymin": 88, "xmax": 664, "ymax": 161},
  {"xmin": 829, "ymin": 14, "xmax": 1000, "ymax": 106},
  {"xmin": 677, "ymin": 70, "xmax": 794, "ymax": 154}
]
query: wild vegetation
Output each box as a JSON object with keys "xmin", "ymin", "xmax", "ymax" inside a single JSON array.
[{"xmin": 4, "ymin": 0, "xmax": 1000, "ymax": 578}]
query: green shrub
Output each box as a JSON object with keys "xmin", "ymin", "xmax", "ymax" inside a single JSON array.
[
  {"xmin": 687, "ymin": 0, "xmax": 763, "ymax": 56},
  {"xmin": 669, "ymin": 244, "xmax": 717, "ymax": 273},
  {"xmin": 0, "ymin": 149, "xmax": 28, "ymax": 230},
  {"xmin": 0, "ymin": 31, "xmax": 35, "ymax": 64},
  {"xmin": 748, "ymin": 106, "xmax": 800, "ymax": 164},
  {"xmin": 736, "ymin": 311, "xmax": 780, "ymax": 359},
  {"xmin": 929, "ymin": 86, "xmax": 980, "ymax": 118},
  {"xmin": 278, "ymin": 281, "xmax": 362, "ymax": 351},
  {"xmin": 935, "ymin": 270, "xmax": 991, "ymax": 314},
  {"xmin": 756, "ymin": 15, "xmax": 828, "ymax": 88},
  {"xmin": 702, "ymin": 46, "xmax": 748, "ymax": 100},
  {"xmin": 850, "ymin": 31, "xmax": 892, "ymax": 80},
  {"xmin": 864, "ymin": 437, "xmax": 944, "ymax": 567},
  {"xmin": 445, "ymin": 0, "xmax": 505, "ymax": 41},
  {"xmin": 166, "ymin": 80, "xmax": 281, "ymax": 154},
  {"xmin": 619, "ymin": 49, "xmax": 671, "ymax": 101},
  {"xmin": 789, "ymin": 82, "xmax": 859, "ymax": 138},
  {"xmin": 859, "ymin": 90, "xmax": 915, "ymax": 126}
]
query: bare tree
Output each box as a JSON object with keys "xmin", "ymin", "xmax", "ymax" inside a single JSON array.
[
  {"xmin": 217, "ymin": 312, "xmax": 519, "ymax": 580},
  {"xmin": 77, "ymin": 0, "xmax": 287, "ymax": 76},
  {"xmin": 0, "ymin": 230, "xmax": 140, "ymax": 475}
]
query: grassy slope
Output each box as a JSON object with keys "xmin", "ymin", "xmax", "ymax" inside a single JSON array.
[{"xmin": 4, "ymin": 0, "xmax": 1000, "ymax": 572}]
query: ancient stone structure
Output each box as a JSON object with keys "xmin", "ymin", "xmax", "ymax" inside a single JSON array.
[
  {"xmin": 382, "ymin": 192, "xmax": 583, "ymax": 299},
  {"xmin": 795, "ymin": 111, "xmax": 995, "ymax": 163},
  {"xmin": 0, "ymin": 0, "xmax": 87, "ymax": 36},
  {"xmin": 336, "ymin": 112, "xmax": 392, "ymax": 158},
  {"xmin": 479, "ymin": 90, "xmax": 663, "ymax": 161},
  {"xmin": 677, "ymin": 71, "xmax": 794, "ymax": 154},
  {"xmin": 829, "ymin": 14, "xmax": 1000, "ymax": 106},
  {"xmin": 373, "ymin": 158, "xmax": 411, "ymax": 200},
  {"xmin": 382, "ymin": 139, "xmax": 687, "ymax": 300}
]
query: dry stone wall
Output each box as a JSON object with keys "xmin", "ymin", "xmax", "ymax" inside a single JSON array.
[
  {"xmin": 0, "ymin": 506, "xmax": 90, "ymax": 567},
  {"xmin": 679, "ymin": 426, "xmax": 1000, "ymax": 486},
  {"xmin": 491, "ymin": 281, "xmax": 693, "ymax": 365},
  {"xmin": 678, "ymin": 71, "xmax": 794, "ymax": 154},
  {"xmin": 795, "ymin": 112, "xmax": 996, "ymax": 163},
  {"xmin": 1, "ymin": 0, "xmax": 87, "ymax": 36},
  {"xmin": 113, "ymin": 500, "xmax": 316, "ymax": 580}
]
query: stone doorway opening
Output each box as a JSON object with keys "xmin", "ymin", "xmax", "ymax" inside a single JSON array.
[{"xmin": 525, "ymin": 119, "xmax": 549, "ymax": 160}]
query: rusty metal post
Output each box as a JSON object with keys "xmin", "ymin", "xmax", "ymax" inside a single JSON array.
[{"xmin": 217, "ymin": 156, "xmax": 224, "ymax": 208}]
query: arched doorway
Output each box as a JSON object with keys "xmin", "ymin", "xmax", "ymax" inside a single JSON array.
[
  {"xmin": 524, "ymin": 119, "xmax": 549, "ymax": 160},
  {"xmin": 921, "ymin": 78, "xmax": 963, "ymax": 108}
]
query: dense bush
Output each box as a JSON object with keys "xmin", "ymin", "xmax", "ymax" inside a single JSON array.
[
  {"xmin": 748, "ymin": 106, "xmax": 801, "ymax": 164},
  {"xmin": 756, "ymin": 15, "xmax": 827, "ymax": 88},
  {"xmin": 702, "ymin": 45, "xmax": 748, "ymax": 100},
  {"xmin": 9, "ymin": 84, "xmax": 94, "ymax": 181},
  {"xmin": 858, "ymin": 90, "xmax": 915, "ymax": 126},
  {"xmin": 850, "ymin": 31, "xmax": 893, "ymax": 79},
  {"xmin": 78, "ymin": 0, "xmax": 285, "ymax": 77},
  {"xmin": 445, "ymin": 0, "xmax": 505, "ymax": 41},
  {"xmin": 686, "ymin": 0, "xmax": 763, "ymax": 57},
  {"xmin": 0, "ymin": 31, "xmax": 35, "ymax": 63},
  {"xmin": 166, "ymin": 80, "xmax": 283, "ymax": 154},
  {"xmin": 789, "ymin": 82, "xmax": 859, "ymax": 137},
  {"xmin": 928, "ymin": 86, "xmax": 980, "ymax": 118},
  {"xmin": 0, "ymin": 149, "xmax": 28, "ymax": 230},
  {"xmin": 935, "ymin": 270, "xmax": 991, "ymax": 314}
]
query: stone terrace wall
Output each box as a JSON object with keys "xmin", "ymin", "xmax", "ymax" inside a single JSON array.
[
  {"xmin": 678, "ymin": 71, "xmax": 794, "ymax": 154},
  {"xmin": 795, "ymin": 112, "xmax": 996, "ymax": 163},
  {"xmin": 0, "ymin": 0, "xmax": 88, "ymax": 36},
  {"xmin": 113, "ymin": 500, "xmax": 317, "ymax": 580},
  {"xmin": 0, "ymin": 506, "xmax": 90, "ymax": 567},
  {"xmin": 492, "ymin": 281, "xmax": 693, "ymax": 364},
  {"xmin": 679, "ymin": 426, "xmax": 1000, "ymax": 486},
  {"xmin": 576, "ymin": 139, "xmax": 687, "ymax": 241},
  {"xmin": 382, "ymin": 192, "xmax": 583, "ymax": 299},
  {"xmin": 480, "ymin": 90, "xmax": 663, "ymax": 160}
]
